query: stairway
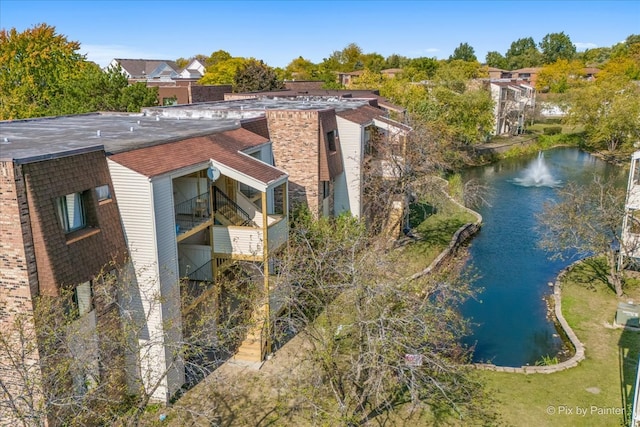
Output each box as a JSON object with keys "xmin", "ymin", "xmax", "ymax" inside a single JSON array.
[
  {"xmin": 233, "ymin": 303, "xmax": 268, "ymax": 363},
  {"xmin": 215, "ymin": 205, "xmax": 247, "ymax": 226}
]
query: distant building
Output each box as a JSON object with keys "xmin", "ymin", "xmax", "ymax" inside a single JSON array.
[{"xmin": 108, "ymin": 58, "xmax": 231, "ymax": 105}]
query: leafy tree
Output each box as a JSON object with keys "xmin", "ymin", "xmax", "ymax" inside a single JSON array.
[
  {"xmin": 536, "ymin": 59, "xmax": 586, "ymax": 93},
  {"xmin": 485, "ymin": 51, "xmax": 508, "ymax": 69},
  {"xmin": 0, "ymin": 261, "xmax": 254, "ymax": 426},
  {"xmin": 449, "ymin": 42, "xmax": 477, "ymax": 62},
  {"xmin": 199, "ymin": 57, "xmax": 248, "ymax": 85},
  {"xmin": 206, "ymin": 49, "xmax": 232, "ymax": 67},
  {"xmin": 0, "ymin": 23, "xmax": 85, "ymax": 119},
  {"xmin": 321, "ymin": 42, "xmax": 364, "ymax": 72},
  {"xmin": 175, "ymin": 57, "xmax": 190, "ymax": 69},
  {"xmin": 270, "ymin": 209, "xmax": 493, "ymax": 425},
  {"xmin": 233, "ymin": 59, "xmax": 284, "ymax": 92},
  {"xmin": 539, "ymin": 32, "xmax": 576, "ymax": 64},
  {"xmin": 361, "ymin": 52, "xmax": 386, "ymax": 72},
  {"xmin": 505, "ymin": 37, "xmax": 542, "ymax": 69},
  {"xmin": 536, "ymin": 175, "xmax": 628, "ymax": 296},
  {"xmin": 283, "ymin": 56, "xmax": 318, "ymax": 80},
  {"xmin": 403, "ymin": 57, "xmax": 440, "ymax": 81},
  {"xmin": 0, "ymin": 24, "xmax": 157, "ymax": 119},
  {"xmin": 565, "ymin": 77, "xmax": 640, "ymax": 152},
  {"xmin": 578, "ymin": 47, "xmax": 612, "ymax": 67},
  {"xmin": 346, "ymin": 69, "xmax": 384, "ymax": 90},
  {"xmin": 434, "ymin": 59, "xmax": 487, "ymax": 93},
  {"xmin": 384, "ymin": 53, "xmax": 410, "ymax": 69}
]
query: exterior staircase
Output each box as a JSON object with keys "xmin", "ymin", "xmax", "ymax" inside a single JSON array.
[{"xmin": 233, "ymin": 303, "xmax": 268, "ymax": 363}]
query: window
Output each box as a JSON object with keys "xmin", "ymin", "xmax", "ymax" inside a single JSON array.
[
  {"xmin": 322, "ymin": 181, "xmax": 330, "ymax": 199},
  {"xmin": 95, "ymin": 184, "xmax": 111, "ymax": 202},
  {"xmin": 56, "ymin": 192, "xmax": 87, "ymax": 233},
  {"xmin": 327, "ymin": 130, "xmax": 337, "ymax": 152},
  {"xmin": 162, "ymin": 96, "xmax": 178, "ymax": 106},
  {"xmin": 74, "ymin": 281, "xmax": 94, "ymax": 317}
]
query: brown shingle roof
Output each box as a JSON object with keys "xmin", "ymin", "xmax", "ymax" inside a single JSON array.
[
  {"xmin": 109, "ymin": 128, "xmax": 285, "ymax": 185},
  {"xmin": 337, "ymin": 104, "xmax": 385, "ymax": 125}
]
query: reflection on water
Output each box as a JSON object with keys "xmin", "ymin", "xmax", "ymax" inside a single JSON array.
[{"xmin": 461, "ymin": 147, "xmax": 625, "ymax": 366}]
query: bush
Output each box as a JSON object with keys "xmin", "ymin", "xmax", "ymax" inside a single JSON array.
[{"xmin": 543, "ymin": 126, "xmax": 562, "ymax": 135}]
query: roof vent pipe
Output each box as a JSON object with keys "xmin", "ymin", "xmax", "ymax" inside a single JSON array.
[{"xmin": 97, "ymin": 130, "xmax": 101, "ymax": 137}]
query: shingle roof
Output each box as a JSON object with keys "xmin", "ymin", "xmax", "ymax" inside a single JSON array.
[
  {"xmin": 109, "ymin": 128, "xmax": 285, "ymax": 185},
  {"xmin": 114, "ymin": 59, "xmax": 180, "ymax": 78},
  {"xmin": 337, "ymin": 104, "xmax": 385, "ymax": 125}
]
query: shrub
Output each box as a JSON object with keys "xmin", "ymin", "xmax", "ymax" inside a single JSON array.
[{"xmin": 543, "ymin": 126, "xmax": 562, "ymax": 135}]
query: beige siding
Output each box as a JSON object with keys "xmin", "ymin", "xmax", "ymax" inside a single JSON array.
[
  {"xmin": 213, "ymin": 226, "xmax": 264, "ymax": 258},
  {"xmin": 336, "ymin": 117, "xmax": 364, "ymax": 217},
  {"xmin": 107, "ymin": 160, "xmax": 183, "ymax": 402}
]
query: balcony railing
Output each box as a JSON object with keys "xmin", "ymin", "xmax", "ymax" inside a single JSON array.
[
  {"xmin": 213, "ymin": 187, "xmax": 257, "ymax": 227},
  {"xmin": 175, "ymin": 192, "xmax": 210, "ymax": 233}
]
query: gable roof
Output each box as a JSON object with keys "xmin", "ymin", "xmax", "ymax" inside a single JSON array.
[
  {"xmin": 108, "ymin": 128, "xmax": 286, "ymax": 186},
  {"xmin": 113, "ymin": 59, "xmax": 181, "ymax": 78}
]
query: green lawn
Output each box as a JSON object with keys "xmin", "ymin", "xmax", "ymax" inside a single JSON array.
[
  {"xmin": 479, "ymin": 260, "xmax": 640, "ymax": 427},
  {"xmin": 390, "ymin": 188, "xmax": 477, "ymax": 274}
]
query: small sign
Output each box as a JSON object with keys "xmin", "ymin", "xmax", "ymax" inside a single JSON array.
[{"xmin": 405, "ymin": 354, "xmax": 423, "ymax": 367}]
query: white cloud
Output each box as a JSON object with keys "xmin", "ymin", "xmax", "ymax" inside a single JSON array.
[
  {"xmin": 80, "ymin": 44, "xmax": 174, "ymax": 68},
  {"xmin": 574, "ymin": 42, "xmax": 599, "ymax": 51}
]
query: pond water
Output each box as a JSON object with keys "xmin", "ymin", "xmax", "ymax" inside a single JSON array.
[{"xmin": 461, "ymin": 147, "xmax": 625, "ymax": 366}]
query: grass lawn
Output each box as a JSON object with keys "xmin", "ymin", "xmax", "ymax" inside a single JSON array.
[
  {"xmin": 479, "ymin": 260, "xmax": 640, "ymax": 427},
  {"xmin": 389, "ymin": 186, "xmax": 478, "ymax": 274}
]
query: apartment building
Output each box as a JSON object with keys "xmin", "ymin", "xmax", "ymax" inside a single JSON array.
[{"xmin": 0, "ymin": 112, "xmax": 289, "ymax": 409}]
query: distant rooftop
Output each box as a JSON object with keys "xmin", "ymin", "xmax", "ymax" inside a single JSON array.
[
  {"xmin": 142, "ymin": 97, "xmax": 374, "ymax": 120},
  {"xmin": 0, "ymin": 98, "xmax": 373, "ymax": 164}
]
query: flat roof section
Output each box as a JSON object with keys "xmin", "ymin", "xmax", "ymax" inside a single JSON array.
[
  {"xmin": 142, "ymin": 97, "xmax": 373, "ymax": 119},
  {"xmin": 0, "ymin": 113, "xmax": 239, "ymax": 164}
]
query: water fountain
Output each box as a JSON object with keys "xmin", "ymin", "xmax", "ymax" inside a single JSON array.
[{"xmin": 512, "ymin": 152, "xmax": 562, "ymax": 187}]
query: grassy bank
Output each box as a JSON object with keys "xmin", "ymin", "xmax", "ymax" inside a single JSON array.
[{"xmin": 479, "ymin": 259, "xmax": 640, "ymax": 427}]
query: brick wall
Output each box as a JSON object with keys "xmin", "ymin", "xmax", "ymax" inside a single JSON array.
[
  {"xmin": 266, "ymin": 110, "xmax": 321, "ymax": 213},
  {"xmin": 0, "ymin": 160, "xmax": 42, "ymax": 420},
  {"xmin": 191, "ymin": 85, "xmax": 232, "ymax": 103}
]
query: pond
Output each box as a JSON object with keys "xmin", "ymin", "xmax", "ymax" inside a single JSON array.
[{"xmin": 461, "ymin": 147, "xmax": 625, "ymax": 367}]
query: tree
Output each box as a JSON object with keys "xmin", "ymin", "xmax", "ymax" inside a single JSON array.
[
  {"xmin": 384, "ymin": 53, "xmax": 410, "ymax": 69},
  {"xmin": 404, "ymin": 56, "xmax": 439, "ymax": 81},
  {"xmin": 267, "ymin": 210, "xmax": 492, "ymax": 425},
  {"xmin": 505, "ymin": 37, "xmax": 542, "ymax": 69},
  {"xmin": 206, "ymin": 49, "xmax": 232, "ymax": 67},
  {"xmin": 199, "ymin": 57, "xmax": 248, "ymax": 85},
  {"xmin": 536, "ymin": 59, "xmax": 586, "ymax": 93},
  {"xmin": 536, "ymin": 176, "xmax": 628, "ymax": 296},
  {"xmin": 485, "ymin": 51, "xmax": 508, "ymax": 69},
  {"xmin": 449, "ymin": 42, "xmax": 477, "ymax": 62},
  {"xmin": 565, "ymin": 77, "xmax": 640, "ymax": 152},
  {"xmin": 321, "ymin": 43, "xmax": 364, "ymax": 72},
  {"xmin": 539, "ymin": 32, "xmax": 576, "ymax": 64},
  {"xmin": 0, "ymin": 24, "xmax": 85, "ymax": 119},
  {"xmin": 0, "ymin": 24, "xmax": 158, "ymax": 120},
  {"xmin": 361, "ymin": 52, "xmax": 386, "ymax": 72},
  {"xmin": 233, "ymin": 59, "xmax": 284, "ymax": 92},
  {"xmin": 0, "ymin": 260, "xmax": 253, "ymax": 426},
  {"xmin": 434, "ymin": 59, "xmax": 487, "ymax": 93},
  {"xmin": 283, "ymin": 56, "xmax": 318, "ymax": 80}
]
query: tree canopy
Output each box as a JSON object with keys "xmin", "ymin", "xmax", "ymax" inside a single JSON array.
[
  {"xmin": 539, "ymin": 32, "xmax": 576, "ymax": 64},
  {"xmin": 0, "ymin": 24, "xmax": 158, "ymax": 120},
  {"xmin": 449, "ymin": 42, "xmax": 478, "ymax": 62},
  {"xmin": 233, "ymin": 59, "xmax": 283, "ymax": 92}
]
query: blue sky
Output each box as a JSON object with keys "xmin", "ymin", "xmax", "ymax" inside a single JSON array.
[{"xmin": 2, "ymin": 1, "xmax": 639, "ymax": 68}]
